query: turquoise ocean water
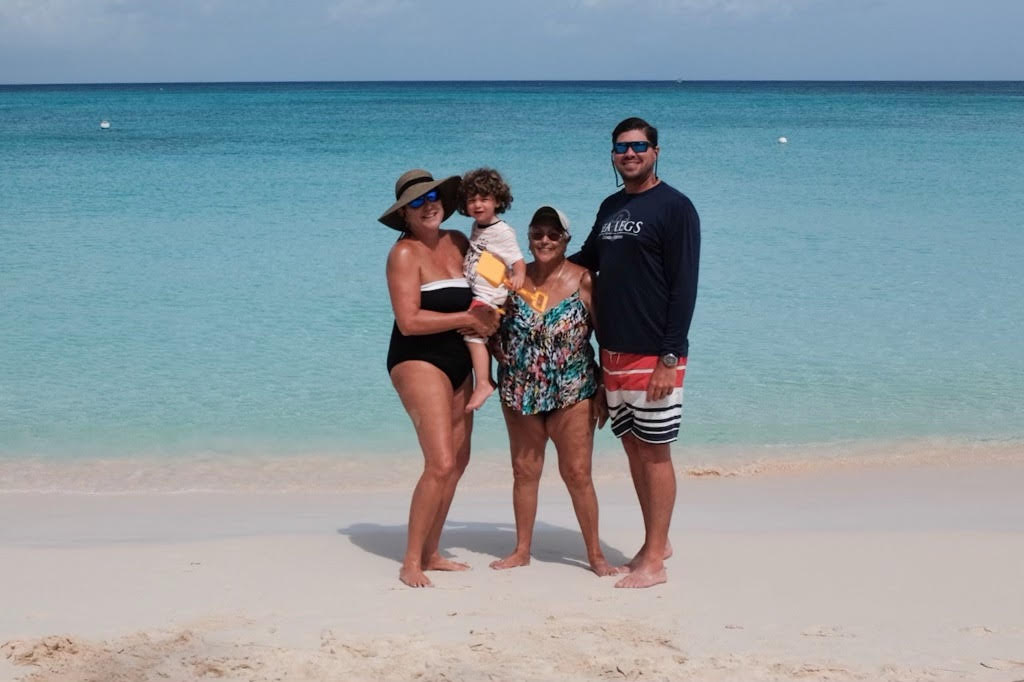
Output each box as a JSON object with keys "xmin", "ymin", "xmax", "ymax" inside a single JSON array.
[{"xmin": 2, "ymin": 81, "xmax": 1023, "ymax": 471}]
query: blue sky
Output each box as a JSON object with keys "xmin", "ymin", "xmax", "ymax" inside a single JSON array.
[{"xmin": 1, "ymin": 0, "xmax": 1022, "ymax": 83}]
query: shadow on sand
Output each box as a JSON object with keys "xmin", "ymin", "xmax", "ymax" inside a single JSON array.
[{"xmin": 338, "ymin": 520, "xmax": 629, "ymax": 572}]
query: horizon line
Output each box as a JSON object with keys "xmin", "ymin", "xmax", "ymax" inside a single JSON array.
[{"xmin": 3, "ymin": 78, "xmax": 1024, "ymax": 88}]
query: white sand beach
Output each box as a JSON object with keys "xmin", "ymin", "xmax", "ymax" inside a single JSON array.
[{"xmin": 2, "ymin": 447, "xmax": 1023, "ymax": 681}]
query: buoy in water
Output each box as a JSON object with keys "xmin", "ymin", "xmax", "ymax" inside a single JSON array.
[
  {"xmin": 100, "ymin": 120, "xmax": 111, "ymax": 130},
  {"xmin": 777, "ymin": 136, "xmax": 788, "ymax": 144}
]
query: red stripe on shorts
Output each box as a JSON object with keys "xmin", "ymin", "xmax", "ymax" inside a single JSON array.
[{"xmin": 601, "ymin": 351, "xmax": 686, "ymax": 391}]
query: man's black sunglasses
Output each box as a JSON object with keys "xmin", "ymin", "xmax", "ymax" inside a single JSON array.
[{"xmin": 612, "ymin": 141, "xmax": 652, "ymax": 154}]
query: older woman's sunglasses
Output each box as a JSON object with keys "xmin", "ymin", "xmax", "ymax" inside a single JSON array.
[
  {"xmin": 612, "ymin": 141, "xmax": 651, "ymax": 154},
  {"xmin": 408, "ymin": 189, "xmax": 440, "ymax": 208},
  {"xmin": 528, "ymin": 228, "xmax": 566, "ymax": 241}
]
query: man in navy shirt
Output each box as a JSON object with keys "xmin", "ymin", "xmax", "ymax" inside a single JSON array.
[{"xmin": 574, "ymin": 117, "xmax": 700, "ymax": 588}]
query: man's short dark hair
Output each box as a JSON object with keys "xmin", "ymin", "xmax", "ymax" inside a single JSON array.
[{"xmin": 612, "ymin": 117, "xmax": 658, "ymax": 147}]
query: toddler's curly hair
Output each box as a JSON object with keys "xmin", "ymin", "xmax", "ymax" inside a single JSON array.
[{"xmin": 457, "ymin": 167, "xmax": 513, "ymax": 216}]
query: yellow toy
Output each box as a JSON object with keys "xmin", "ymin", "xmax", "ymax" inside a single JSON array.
[{"xmin": 476, "ymin": 250, "xmax": 548, "ymax": 313}]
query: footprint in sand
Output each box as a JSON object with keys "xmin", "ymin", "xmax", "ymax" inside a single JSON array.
[
  {"xmin": 193, "ymin": 660, "xmax": 229, "ymax": 677},
  {"xmin": 800, "ymin": 626, "xmax": 855, "ymax": 638},
  {"xmin": 2, "ymin": 636, "xmax": 80, "ymax": 665},
  {"xmin": 791, "ymin": 663, "xmax": 853, "ymax": 677},
  {"xmin": 979, "ymin": 658, "xmax": 1024, "ymax": 670},
  {"xmin": 960, "ymin": 625, "xmax": 995, "ymax": 635},
  {"xmin": 320, "ymin": 629, "xmax": 337, "ymax": 654}
]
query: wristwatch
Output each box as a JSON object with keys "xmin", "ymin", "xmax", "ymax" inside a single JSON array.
[{"xmin": 660, "ymin": 353, "xmax": 679, "ymax": 368}]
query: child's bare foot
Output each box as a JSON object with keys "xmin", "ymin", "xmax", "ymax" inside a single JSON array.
[
  {"xmin": 489, "ymin": 551, "xmax": 531, "ymax": 570},
  {"xmin": 465, "ymin": 381, "xmax": 495, "ymax": 412},
  {"xmin": 422, "ymin": 553, "xmax": 470, "ymax": 572},
  {"xmin": 399, "ymin": 563, "xmax": 433, "ymax": 588}
]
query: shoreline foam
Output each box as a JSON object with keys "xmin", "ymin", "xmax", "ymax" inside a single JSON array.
[{"xmin": 1, "ymin": 436, "xmax": 1020, "ymax": 495}]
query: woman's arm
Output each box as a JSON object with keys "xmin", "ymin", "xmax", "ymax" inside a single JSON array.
[{"xmin": 386, "ymin": 239, "xmax": 496, "ymax": 337}]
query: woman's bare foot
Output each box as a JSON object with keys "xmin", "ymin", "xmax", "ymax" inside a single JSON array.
[
  {"xmin": 589, "ymin": 556, "xmax": 621, "ymax": 576},
  {"xmin": 614, "ymin": 560, "xmax": 666, "ymax": 588},
  {"xmin": 422, "ymin": 553, "xmax": 470, "ymax": 572},
  {"xmin": 399, "ymin": 563, "xmax": 433, "ymax": 588},
  {"xmin": 489, "ymin": 551, "xmax": 531, "ymax": 570},
  {"xmin": 465, "ymin": 381, "xmax": 495, "ymax": 412}
]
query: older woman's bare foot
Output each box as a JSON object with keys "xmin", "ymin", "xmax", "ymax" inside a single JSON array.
[
  {"xmin": 589, "ymin": 556, "xmax": 621, "ymax": 576},
  {"xmin": 422, "ymin": 553, "xmax": 470, "ymax": 571},
  {"xmin": 489, "ymin": 551, "xmax": 531, "ymax": 569},
  {"xmin": 614, "ymin": 561, "xmax": 666, "ymax": 588},
  {"xmin": 399, "ymin": 564, "xmax": 433, "ymax": 588}
]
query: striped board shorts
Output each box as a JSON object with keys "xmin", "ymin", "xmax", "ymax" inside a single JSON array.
[{"xmin": 601, "ymin": 350, "xmax": 687, "ymax": 444}]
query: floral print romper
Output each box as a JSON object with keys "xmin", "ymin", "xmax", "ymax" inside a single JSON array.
[{"xmin": 496, "ymin": 289, "xmax": 598, "ymax": 415}]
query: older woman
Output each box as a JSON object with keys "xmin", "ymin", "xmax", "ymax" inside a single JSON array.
[
  {"xmin": 380, "ymin": 169, "xmax": 499, "ymax": 588},
  {"xmin": 490, "ymin": 206, "xmax": 618, "ymax": 576}
]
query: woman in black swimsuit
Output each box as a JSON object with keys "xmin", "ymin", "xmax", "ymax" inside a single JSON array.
[{"xmin": 379, "ymin": 169, "xmax": 499, "ymax": 588}]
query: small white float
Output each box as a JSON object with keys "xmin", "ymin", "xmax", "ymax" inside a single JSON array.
[
  {"xmin": 777, "ymin": 136, "xmax": 788, "ymax": 144},
  {"xmin": 100, "ymin": 120, "xmax": 111, "ymax": 130}
]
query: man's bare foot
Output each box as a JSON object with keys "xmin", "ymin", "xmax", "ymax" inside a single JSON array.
[
  {"xmin": 465, "ymin": 382, "xmax": 495, "ymax": 412},
  {"xmin": 623, "ymin": 548, "xmax": 647, "ymax": 573},
  {"xmin": 614, "ymin": 562, "xmax": 666, "ymax": 588},
  {"xmin": 422, "ymin": 553, "xmax": 470, "ymax": 572},
  {"xmin": 399, "ymin": 564, "xmax": 433, "ymax": 588},
  {"xmin": 489, "ymin": 551, "xmax": 531, "ymax": 570},
  {"xmin": 623, "ymin": 541, "xmax": 673, "ymax": 572},
  {"xmin": 589, "ymin": 556, "xmax": 621, "ymax": 576}
]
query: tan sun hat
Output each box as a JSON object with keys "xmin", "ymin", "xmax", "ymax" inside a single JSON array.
[
  {"xmin": 378, "ymin": 169, "xmax": 461, "ymax": 231},
  {"xmin": 530, "ymin": 205, "xmax": 571, "ymax": 235}
]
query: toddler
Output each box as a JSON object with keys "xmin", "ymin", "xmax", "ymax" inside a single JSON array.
[{"xmin": 459, "ymin": 168, "xmax": 525, "ymax": 411}]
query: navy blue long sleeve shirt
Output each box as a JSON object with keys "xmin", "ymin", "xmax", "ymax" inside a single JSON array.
[{"xmin": 572, "ymin": 181, "xmax": 700, "ymax": 357}]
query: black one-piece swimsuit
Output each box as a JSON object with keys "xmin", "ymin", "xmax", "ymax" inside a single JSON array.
[{"xmin": 386, "ymin": 278, "xmax": 473, "ymax": 389}]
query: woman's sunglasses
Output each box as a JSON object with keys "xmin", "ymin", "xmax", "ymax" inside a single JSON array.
[
  {"xmin": 612, "ymin": 141, "xmax": 652, "ymax": 154},
  {"xmin": 529, "ymin": 228, "xmax": 566, "ymax": 241},
  {"xmin": 408, "ymin": 189, "xmax": 440, "ymax": 208}
]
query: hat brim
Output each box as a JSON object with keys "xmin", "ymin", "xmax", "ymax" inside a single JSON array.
[
  {"xmin": 378, "ymin": 175, "xmax": 461, "ymax": 231},
  {"xmin": 530, "ymin": 205, "xmax": 570, "ymax": 235}
]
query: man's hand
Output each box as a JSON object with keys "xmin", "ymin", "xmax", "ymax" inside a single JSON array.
[{"xmin": 645, "ymin": 364, "xmax": 677, "ymax": 402}]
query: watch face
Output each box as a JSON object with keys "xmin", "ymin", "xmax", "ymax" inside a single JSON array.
[{"xmin": 661, "ymin": 354, "xmax": 678, "ymax": 368}]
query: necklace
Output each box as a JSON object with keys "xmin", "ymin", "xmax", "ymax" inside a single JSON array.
[{"xmin": 533, "ymin": 258, "xmax": 567, "ymax": 291}]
